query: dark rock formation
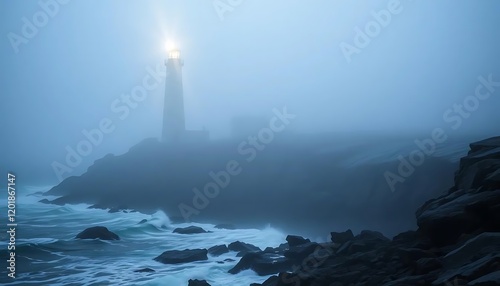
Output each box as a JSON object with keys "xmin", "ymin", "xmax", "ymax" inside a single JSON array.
[
  {"xmin": 134, "ymin": 267, "xmax": 155, "ymax": 273},
  {"xmin": 173, "ymin": 226, "xmax": 207, "ymax": 234},
  {"xmin": 228, "ymin": 252, "xmax": 293, "ymax": 276},
  {"xmin": 330, "ymin": 229, "xmax": 354, "ymax": 244},
  {"xmin": 39, "ymin": 198, "xmax": 51, "ymax": 204},
  {"xmin": 154, "ymin": 249, "xmax": 208, "ymax": 264},
  {"xmin": 285, "ymin": 235, "xmax": 310, "ymax": 247},
  {"xmin": 247, "ymin": 136, "xmax": 500, "ymax": 285},
  {"xmin": 42, "ymin": 135, "xmax": 461, "ymax": 237},
  {"xmin": 187, "ymin": 279, "xmax": 211, "ymax": 286},
  {"xmin": 75, "ymin": 226, "xmax": 119, "ymax": 240},
  {"xmin": 208, "ymin": 244, "xmax": 229, "ymax": 256},
  {"xmin": 228, "ymin": 241, "xmax": 261, "ymax": 254},
  {"xmin": 283, "ymin": 242, "xmax": 321, "ymax": 261}
]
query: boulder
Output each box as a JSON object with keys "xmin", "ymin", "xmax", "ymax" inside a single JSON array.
[
  {"xmin": 331, "ymin": 229, "xmax": 354, "ymax": 244},
  {"xmin": 356, "ymin": 230, "xmax": 390, "ymax": 243},
  {"xmin": 188, "ymin": 279, "xmax": 211, "ymax": 286},
  {"xmin": 134, "ymin": 267, "xmax": 155, "ymax": 273},
  {"xmin": 469, "ymin": 270, "xmax": 500, "ymax": 285},
  {"xmin": 250, "ymin": 275, "xmax": 279, "ymax": 286},
  {"xmin": 433, "ymin": 254, "xmax": 500, "ymax": 285},
  {"xmin": 208, "ymin": 244, "xmax": 229, "ymax": 256},
  {"xmin": 443, "ymin": 232, "xmax": 500, "ymax": 268},
  {"xmin": 228, "ymin": 241, "xmax": 261, "ymax": 253},
  {"xmin": 228, "ymin": 252, "xmax": 292, "ymax": 276},
  {"xmin": 263, "ymin": 243, "xmax": 289, "ymax": 254},
  {"xmin": 75, "ymin": 226, "xmax": 120, "ymax": 240},
  {"xmin": 154, "ymin": 249, "xmax": 208, "ymax": 264},
  {"xmin": 285, "ymin": 235, "xmax": 310, "ymax": 247},
  {"xmin": 173, "ymin": 226, "xmax": 207, "ymax": 234},
  {"xmin": 284, "ymin": 242, "xmax": 322, "ymax": 261},
  {"xmin": 416, "ymin": 189, "xmax": 500, "ymax": 246}
]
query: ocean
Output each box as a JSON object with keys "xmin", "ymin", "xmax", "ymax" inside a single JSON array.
[{"xmin": 0, "ymin": 186, "xmax": 289, "ymax": 286}]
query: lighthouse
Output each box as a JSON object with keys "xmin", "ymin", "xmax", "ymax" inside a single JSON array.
[
  {"xmin": 162, "ymin": 48, "xmax": 209, "ymax": 143},
  {"xmin": 162, "ymin": 49, "xmax": 186, "ymax": 142}
]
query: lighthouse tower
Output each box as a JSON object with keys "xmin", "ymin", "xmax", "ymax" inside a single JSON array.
[{"xmin": 162, "ymin": 49, "xmax": 185, "ymax": 142}]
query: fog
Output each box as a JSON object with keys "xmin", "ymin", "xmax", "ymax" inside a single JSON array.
[{"xmin": 1, "ymin": 0, "xmax": 500, "ymax": 185}]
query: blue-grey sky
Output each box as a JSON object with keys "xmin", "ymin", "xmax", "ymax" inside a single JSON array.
[{"xmin": 1, "ymin": 0, "xmax": 500, "ymax": 184}]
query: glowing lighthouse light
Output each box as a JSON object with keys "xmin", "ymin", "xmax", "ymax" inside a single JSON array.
[
  {"xmin": 165, "ymin": 41, "xmax": 180, "ymax": 59},
  {"xmin": 168, "ymin": 49, "xmax": 181, "ymax": 59}
]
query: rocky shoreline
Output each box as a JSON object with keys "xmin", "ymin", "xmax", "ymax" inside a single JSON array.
[
  {"xmin": 74, "ymin": 136, "xmax": 500, "ymax": 285},
  {"xmin": 42, "ymin": 134, "xmax": 463, "ymax": 238}
]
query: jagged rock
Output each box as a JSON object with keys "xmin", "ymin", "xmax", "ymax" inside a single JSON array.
[
  {"xmin": 469, "ymin": 270, "xmax": 500, "ymax": 285},
  {"xmin": 356, "ymin": 230, "xmax": 390, "ymax": 243},
  {"xmin": 414, "ymin": 257, "xmax": 442, "ymax": 274},
  {"xmin": 443, "ymin": 232, "xmax": 500, "ymax": 269},
  {"xmin": 455, "ymin": 137, "xmax": 500, "ymax": 190},
  {"xmin": 382, "ymin": 273, "xmax": 437, "ymax": 286},
  {"xmin": 228, "ymin": 241, "xmax": 261, "ymax": 253},
  {"xmin": 433, "ymin": 254, "xmax": 500, "ymax": 285},
  {"xmin": 284, "ymin": 242, "xmax": 321, "ymax": 261},
  {"xmin": 154, "ymin": 249, "xmax": 208, "ymax": 264},
  {"xmin": 264, "ymin": 243, "xmax": 289, "ymax": 254},
  {"xmin": 331, "ymin": 229, "xmax": 354, "ymax": 244},
  {"xmin": 285, "ymin": 235, "xmax": 310, "ymax": 247},
  {"xmin": 188, "ymin": 279, "xmax": 211, "ymax": 286},
  {"xmin": 416, "ymin": 189, "xmax": 500, "ymax": 246},
  {"xmin": 250, "ymin": 275, "xmax": 279, "ymax": 286},
  {"xmin": 134, "ymin": 267, "xmax": 155, "ymax": 273},
  {"xmin": 208, "ymin": 244, "xmax": 229, "ymax": 256},
  {"xmin": 173, "ymin": 226, "xmax": 207, "ymax": 234},
  {"xmin": 228, "ymin": 252, "xmax": 292, "ymax": 276},
  {"xmin": 398, "ymin": 248, "xmax": 436, "ymax": 264},
  {"xmin": 39, "ymin": 199, "xmax": 51, "ymax": 204},
  {"xmin": 75, "ymin": 226, "xmax": 120, "ymax": 240},
  {"xmin": 336, "ymin": 230, "xmax": 389, "ymax": 256}
]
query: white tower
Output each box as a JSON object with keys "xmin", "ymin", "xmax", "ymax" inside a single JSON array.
[{"xmin": 162, "ymin": 49, "xmax": 185, "ymax": 142}]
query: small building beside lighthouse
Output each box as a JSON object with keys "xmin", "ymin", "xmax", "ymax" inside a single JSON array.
[{"xmin": 162, "ymin": 49, "xmax": 209, "ymax": 143}]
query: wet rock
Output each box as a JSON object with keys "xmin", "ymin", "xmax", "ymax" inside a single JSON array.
[
  {"xmin": 416, "ymin": 189, "xmax": 500, "ymax": 247},
  {"xmin": 75, "ymin": 226, "xmax": 120, "ymax": 240},
  {"xmin": 173, "ymin": 226, "xmax": 208, "ymax": 234},
  {"xmin": 208, "ymin": 244, "xmax": 229, "ymax": 256},
  {"xmin": 433, "ymin": 254, "xmax": 500, "ymax": 285},
  {"xmin": 331, "ymin": 229, "xmax": 354, "ymax": 244},
  {"xmin": 188, "ymin": 279, "xmax": 211, "ymax": 286},
  {"xmin": 469, "ymin": 270, "xmax": 500, "ymax": 285},
  {"xmin": 285, "ymin": 235, "xmax": 310, "ymax": 247},
  {"xmin": 228, "ymin": 252, "xmax": 292, "ymax": 276},
  {"xmin": 284, "ymin": 242, "xmax": 321, "ymax": 261},
  {"xmin": 228, "ymin": 241, "xmax": 261, "ymax": 253},
  {"xmin": 154, "ymin": 249, "xmax": 208, "ymax": 264},
  {"xmin": 134, "ymin": 267, "xmax": 155, "ymax": 273},
  {"xmin": 443, "ymin": 232, "xmax": 500, "ymax": 268}
]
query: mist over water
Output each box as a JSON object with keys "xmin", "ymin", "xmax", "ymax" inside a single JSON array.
[{"xmin": 1, "ymin": 1, "xmax": 500, "ymax": 285}]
